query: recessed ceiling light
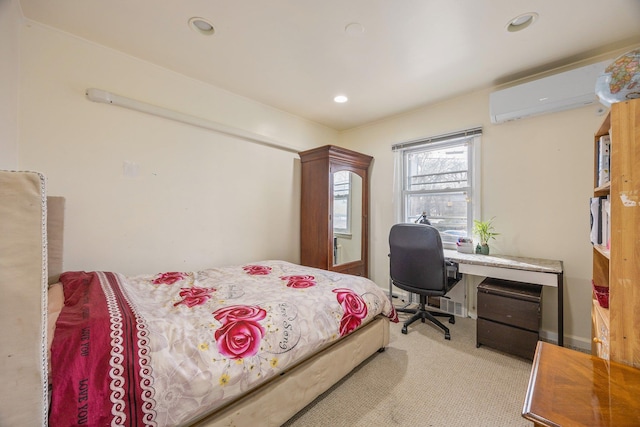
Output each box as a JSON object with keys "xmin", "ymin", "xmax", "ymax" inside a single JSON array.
[
  {"xmin": 345, "ymin": 22, "xmax": 365, "ymax": 36},
  {"xmin": 506, "ymin": 12, "xmax": 538, "ymax": 32},
  {"xmin": 334, "ymin": 95, "xmax": 348, "ymax": 103},
  {"xmin": 189, "ymin": 17, "xmax": 215, "ymax": 36}
]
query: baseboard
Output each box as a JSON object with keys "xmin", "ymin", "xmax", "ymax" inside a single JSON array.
[
  {"xmin": 391, "ymin": 287, "xmax": 593, "ymax": 353},
  {"xmin": 540, "ymin": 329, "xmax": 591, "ymax": 353}
]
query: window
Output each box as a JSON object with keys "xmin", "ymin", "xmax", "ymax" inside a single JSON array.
[
  {"xmin": 393, "ymin": 128, "xmax": 481, "ymax": 248},
  {"xmin": 333, "ymin": 170, "xmax": 351, "ymax": 235}
]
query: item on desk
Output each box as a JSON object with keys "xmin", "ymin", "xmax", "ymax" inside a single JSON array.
[
  {"xmin": 456, "ymin": 237, "xmax": 474, "ymax": 253},
  {"xmin": 474, "ymin": 243, "xmax": 490, "ymax": 255},
  {"xmin": 415, "ymin": 211, "xmax": 431, "ymax": 225},
  {"xmin": 473, "ymin": 217, "xmax": 500, "ymax": 255}
]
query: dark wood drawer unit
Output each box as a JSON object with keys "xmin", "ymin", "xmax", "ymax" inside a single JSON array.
[{"xmin": 477, "ymin": 278, "xmax": 542, "ymax": 360}]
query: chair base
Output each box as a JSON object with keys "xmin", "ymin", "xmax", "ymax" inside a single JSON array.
[{"xmin": 397, "ymin": 303, "xmax": 455, "ymax": 340}]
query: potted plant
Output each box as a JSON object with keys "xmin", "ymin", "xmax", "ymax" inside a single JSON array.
[{"xmin": 473, "ymin": 217, "xmax": 499, "ymax": 255}]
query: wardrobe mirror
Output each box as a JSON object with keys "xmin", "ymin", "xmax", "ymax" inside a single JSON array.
[{"xmin": 332, "ymin": 170, "xmax": 362, "ymax": 266}]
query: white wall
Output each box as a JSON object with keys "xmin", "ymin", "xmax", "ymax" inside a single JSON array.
[
  {"xmin": 0, "ymin": 0, "xmax": 21, "ymax": 169},
  {"xmin": 339, "ymin": 82, "xmax": 610, "ymax": 349},
  {"xmin": 17, "ymin": 21, "xmax": 337, "ymax": 275}
]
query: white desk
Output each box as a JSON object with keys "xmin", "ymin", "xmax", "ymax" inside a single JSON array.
[{"xmin": 443, "ymin": 249, "xmax": 565, "ymax": 346}]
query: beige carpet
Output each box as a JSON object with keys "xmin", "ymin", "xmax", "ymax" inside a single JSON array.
[{"xmin": 283, "ymin": 314, "xmax": 533, "ymax": 427}]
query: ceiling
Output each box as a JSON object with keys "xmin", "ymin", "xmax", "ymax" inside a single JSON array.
[{"xmin": 18, "ymin": 0, "xmax": 640, "ymax": 130}]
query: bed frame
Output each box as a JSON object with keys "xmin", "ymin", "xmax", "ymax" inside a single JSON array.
[{"xmin": 0, "ymin": 170, "xmax": 390, "ymax": 427}]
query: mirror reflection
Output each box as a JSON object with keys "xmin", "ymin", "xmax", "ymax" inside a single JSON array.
[{"xmin": 333, "ymin": 171, "xmax": 362, "ymax": 266}]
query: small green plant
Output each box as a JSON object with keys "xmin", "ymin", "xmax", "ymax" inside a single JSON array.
[{"xmin": 473, "ymin": 217, "xmax": 500, "ymax": 246}]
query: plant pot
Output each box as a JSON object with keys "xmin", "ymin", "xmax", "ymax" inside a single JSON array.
[{"xmin": 480, "ymin": 244, "xmax": 490, "ymax": 255}]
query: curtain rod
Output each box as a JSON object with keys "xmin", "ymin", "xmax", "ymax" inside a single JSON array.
[
  {"xmin": 85, "ymin": 88, "xmax": 302, "ymax": 154},
  {"xmin": 391, "ymin": 127, "xmax": 483, "ymax": 151}
]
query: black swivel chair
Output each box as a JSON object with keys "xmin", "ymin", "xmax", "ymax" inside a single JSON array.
[{"xmin": 389, "ymin": 223, "xmax": 462, "ymax": 339}]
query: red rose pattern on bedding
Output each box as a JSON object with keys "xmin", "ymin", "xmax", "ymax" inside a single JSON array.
[
  {"xmin": 280, "ymin": 274, "xmax": 317, "ymax": 288},
  {"xmin": 213, "ymin": 305, "xmax": 267, "ymax": 359},
  {"xmin": 333, "ymin": 288, "xmax": 368, "ymax": 336},
  {"xmin": 173, "ymin": 286, "xmax": 216, "ymax": 307},
  {"xmin": 152, "ymin": 271, "xmax": 187, "ymax": 285},
  {"xmin": 49, "ymin": 261, "xmax": 397, "ymax": 427},
  {"xmin": 242, "ymin": 264, "xmax": 272, "ymax": 275}
]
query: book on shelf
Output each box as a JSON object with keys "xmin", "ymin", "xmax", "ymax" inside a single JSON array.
[
  {"xmin": 603, "ymin": 196, "xmax": 611, "ymax": 249},
  {"xmin": 597, "ymin": 134, "xmax": 610, "ymax": 187},
  {"xmin": 590, "ymin": 195, "xmax": 610, "ymax": 248},
  {"xmin": 590, "ymin": 196, "xmax": 601, "ymax": 245}
]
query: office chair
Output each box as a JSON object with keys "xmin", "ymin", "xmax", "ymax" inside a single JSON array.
[{"xmin": 389, "ymin": 223, "xmax": 462, "ymax": 339}]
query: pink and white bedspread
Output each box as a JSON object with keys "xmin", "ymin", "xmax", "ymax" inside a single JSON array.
[{"xmin": 49, "ymin": 260, "xmax": 397, "ymax": 426}]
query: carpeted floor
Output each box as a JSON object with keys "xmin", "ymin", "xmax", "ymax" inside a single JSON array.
[{"xmin": 283, "ymin": 313, "xmax": 533, "ymax": 427}]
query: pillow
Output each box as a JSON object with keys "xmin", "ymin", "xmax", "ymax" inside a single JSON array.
[
  {"xmin": 47, "ymin": 196, "xmax": 65, "ymax": 284},
  {"xmin": 47, "ymin": 282, "xmax": 64, "ymax": 376}
]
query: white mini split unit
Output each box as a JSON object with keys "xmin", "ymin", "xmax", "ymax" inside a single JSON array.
[{"xmin": 489, "ymin": 61, "xmax": 609, "ymax": 124}]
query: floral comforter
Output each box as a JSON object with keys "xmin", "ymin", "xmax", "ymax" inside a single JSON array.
[{"xmin": 49, "ymin": 260, "xmax": 397, "ymax": 426}]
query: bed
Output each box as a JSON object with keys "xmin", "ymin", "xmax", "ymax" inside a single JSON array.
[{"xmin": 0, "ymin": 170, "xmax": 396, "ymax": 427}]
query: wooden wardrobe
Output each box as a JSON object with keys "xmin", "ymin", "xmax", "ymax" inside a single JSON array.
[{"xmin": 299, "ymin": 145, "xmax": 373, "ymax": 277}]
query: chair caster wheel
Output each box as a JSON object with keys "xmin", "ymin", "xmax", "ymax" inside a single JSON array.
[
  {"xmin": 401, "ymin": 326, "xmax": 408, "ymax": 334},
  {"xmin": 445, "ymin": 333, "xmax": 451, "ymax": 340},
  {"xmin": 449, "ymin": 317, "xmax": 455, "ymax": 324}
]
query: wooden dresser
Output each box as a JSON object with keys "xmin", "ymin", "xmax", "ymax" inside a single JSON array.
[
  {"xmin": 523, "ymin": 341, "xmax": 640, "ymax": 426},
  {"xmin": 299, "ymin": 145, "xmax": 372, "ymax": 277}
]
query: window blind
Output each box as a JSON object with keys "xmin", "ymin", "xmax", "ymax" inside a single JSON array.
[{"xmin": 391, "ymin": 127, "xmax": 482, "ymax": 152}]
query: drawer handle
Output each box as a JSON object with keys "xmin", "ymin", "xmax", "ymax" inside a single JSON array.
[{"xmin": 593, "ymin": 337, "xmax": 602, "ymax": 344}]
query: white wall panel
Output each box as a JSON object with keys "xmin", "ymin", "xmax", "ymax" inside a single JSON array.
[
  {"xmin": 18, "ymin": 22, "xmax": 337, "ymax": 275},
  {"xmin": 0, "ymin": 0, "xmax": 21, "ymax": 169}
]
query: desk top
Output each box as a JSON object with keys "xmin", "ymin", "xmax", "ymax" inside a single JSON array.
[
  {"xmin": 443, "ymin": 249, "xmax": 563, "ymax": 274},
  {"xmin": 522, "ymin": 341, "xmax": 640, "ymax": 427}
]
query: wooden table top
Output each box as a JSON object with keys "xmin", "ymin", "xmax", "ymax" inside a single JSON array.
[{"xmin": 522, "ymin": 341, "xmax": 640, "ymax": 427}]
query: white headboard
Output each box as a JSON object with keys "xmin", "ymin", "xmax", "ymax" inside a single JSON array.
[{"xmin": 0, "ymin": 170, "xmax": 64, "ymax": 426}]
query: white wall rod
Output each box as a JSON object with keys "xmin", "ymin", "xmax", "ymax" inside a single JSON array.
[{"xmin": 85, "ymin": 88, "xmax": 302, "ymax": 154}]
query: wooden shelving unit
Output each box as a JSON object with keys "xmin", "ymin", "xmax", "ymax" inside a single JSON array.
[
  {"xmin": 591, "ymin": 98, "xmax": 640, "ymax": 368},
  {"xmin": 521, "ymin": 98, "xmax": 640, "ymax": 427}
]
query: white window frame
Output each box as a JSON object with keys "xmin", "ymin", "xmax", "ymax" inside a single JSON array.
[
  {"xmin": 332, "ymin": 170, "xmax": 352, "ymax": 236},
  {"xmin": 393, "ymin": 128, "xmax": 482, "ymax": 249}
]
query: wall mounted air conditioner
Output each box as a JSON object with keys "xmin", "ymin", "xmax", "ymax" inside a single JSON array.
[{"xmin": 489, "ymin": 61, "xmax": 608, "ymax": 124}]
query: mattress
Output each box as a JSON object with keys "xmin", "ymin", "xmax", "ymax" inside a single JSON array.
[{"xmin": 49, "ymin": 260, "xmax": 397, "ymax": 426}]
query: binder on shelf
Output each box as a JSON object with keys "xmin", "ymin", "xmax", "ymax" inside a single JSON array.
[
  {"xmin": 590, "ymin": 196, "xmax": 603, "ymax": 245},
  {"xmin": 597, "ymin": 135, "xmax": 610, "ymax": 187},
  {"xmin": 602, "ymin": 196, "xmax": 611, "ymax": 249},
  {"xmin": 590, "ymin": 195, "xmax": 610, "ymax": 247}
]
